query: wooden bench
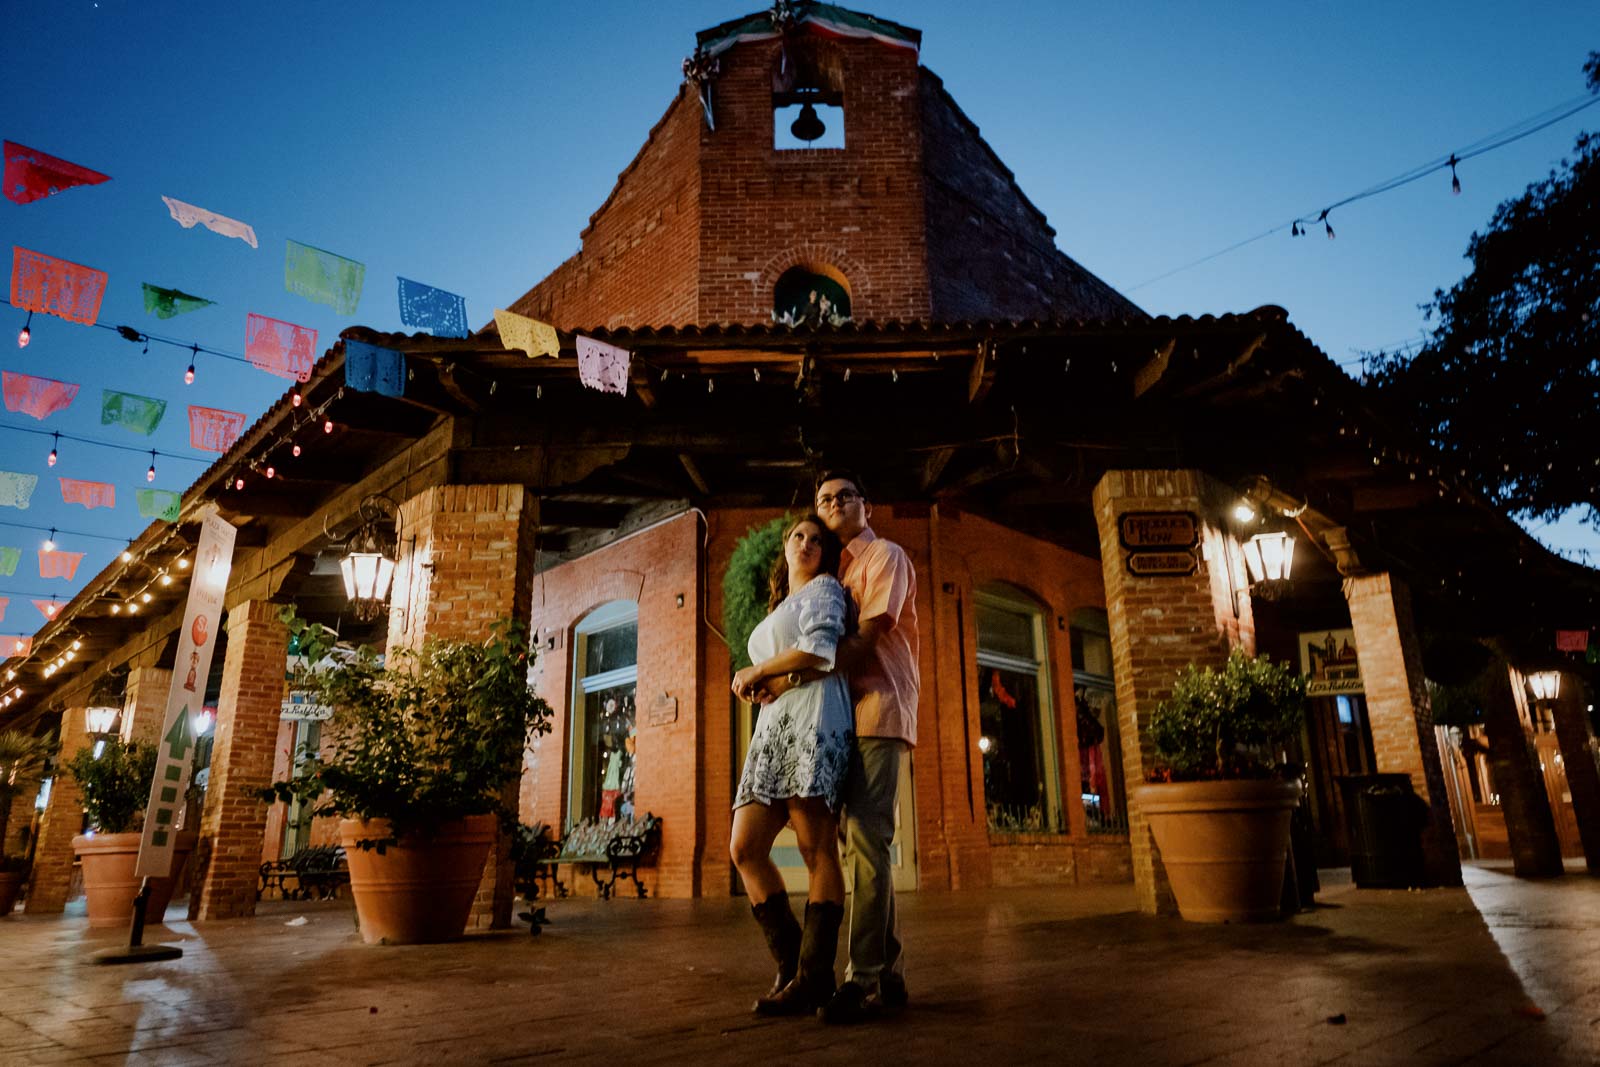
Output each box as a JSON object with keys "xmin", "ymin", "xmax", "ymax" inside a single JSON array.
[
  {"xmin": 257, "ymin": 844, "xmax": 349, "ymax": 901},
  {"xmin": 516, "ymin": 814, "xmax": 661, "ymax": 901}
]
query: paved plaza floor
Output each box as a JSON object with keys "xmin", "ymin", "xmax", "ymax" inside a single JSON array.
[{"xmin": 1, "ymin": 862, "xmax": 1596, "ymax": 1065}]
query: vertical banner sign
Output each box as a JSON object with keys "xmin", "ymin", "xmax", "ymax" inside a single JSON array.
[{"xmin": 135, "ymin": 512, "xmax": 236, "ymax": 878}]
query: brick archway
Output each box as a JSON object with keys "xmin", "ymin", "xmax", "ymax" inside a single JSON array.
[{"xmin": 756, "ymin": 245, "xmax": 871, "ymax": 319}]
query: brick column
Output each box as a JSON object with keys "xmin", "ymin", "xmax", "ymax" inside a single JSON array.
[
  {"xmin": 121, "ymin": 666, "xmax": 173, "ymax": 748},
  {"xmin": 1342, "ymin": 574, "xmax": 1464, "ymax": 886},
  {"xmin": 195, "ymin": 599, "xmax": 287, "ymax": 919},
  {"xmin": 388, "ymin": 484, "xmax": 538, "ymax": 929},
  {"xmin": 27, "ymin": 706, "xmax": 89, "ymax": 914},
  {"xmin": 4, "ymin": 789, "xmax": 34, "ymax": 856},
  {"xmin": 1550, "ymin": 673, "xmax": 1599, "ymax": 875},
  {"xmin": 1093, "ymin": 470, "xmax": 1241, "ymax": 916},
  {"xmin": 1480, "ymin": 665, "xmax": 1563, "ymax": 878}
]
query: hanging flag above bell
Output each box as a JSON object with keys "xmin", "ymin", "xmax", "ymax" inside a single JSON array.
[
  {"xmin": 142, "ymin": 283, "xmax": 215, "ymax": 320},
  {"xmin": 3, "ymin": 141, "xmax": 110, "ymax": 204}
]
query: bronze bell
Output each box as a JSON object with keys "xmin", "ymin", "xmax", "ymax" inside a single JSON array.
[{"xmin": 790, "ymin": 102, "xmax": 825, "ymax": 142}]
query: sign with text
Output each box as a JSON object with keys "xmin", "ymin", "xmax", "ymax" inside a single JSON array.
[
  {"xmin": 1301, "ymin": 629, "xmax": 1363, "ymax": 697},
  {"xmin": 134, "ymin": 512, "xmax": 236, "ymax": 878},
  {"xmin": 280, "ymin": 690, "xmax": 333, "ymax": 721},
  {"xmin": 648, "ymin": 692, "xmax": 679, "ymax": 727},
  {"xmin": 1125, "ymin": 550, "xmax": 1197, "ymax": 577},
  {"xmin": 1118, "ymin": 511, "xmax": 1199, "ymax": 549}
]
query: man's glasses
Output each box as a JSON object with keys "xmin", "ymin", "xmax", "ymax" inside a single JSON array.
[{"xmin": 815, "ymin": 490, "xmax": 860, "ymax": 510}]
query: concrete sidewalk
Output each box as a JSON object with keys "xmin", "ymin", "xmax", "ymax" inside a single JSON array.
[{"xmin": 0, "ymin": 863, "xmax": 1595, "ymax": 1065}]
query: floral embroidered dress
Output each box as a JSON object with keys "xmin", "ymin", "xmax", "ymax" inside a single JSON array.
[{"xmin": 734, "ymin": 575, "xmax": 855, "ymax": 812}]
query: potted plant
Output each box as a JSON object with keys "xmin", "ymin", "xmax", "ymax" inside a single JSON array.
[
  {"xmin": 264, "ymin": 612, "xmax": 553, "ymax": 945},
  {"xmin": 0, "ymin": 729, "xmax": 55, "ymax": 915},
  {"xmin": 66, "ymin": 739, "xmax": 196, "ymax": 927},
  {"xmin": 1131, "ymin": 648, "xmax": 1308, "ymax": 923}
]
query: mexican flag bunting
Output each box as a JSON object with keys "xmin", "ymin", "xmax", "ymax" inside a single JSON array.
[
  {"xmin": 162, "ymin": 196, "xmax": 258, "ymax": 248},
  {"xmin": 142, "ymin": 283, "xmax": 216, "ymax": 319},
  {"xmin": 188, "ymin": 405, "xmax": 247, "ymax": 452},
  {"xmin": 101, "ymin": 389, "xmax": 167, "ymax": 435},
  {"xmin": 137, "ymin": 488, "xmax": 182, "ymax": 522},
  {"xmin": 32, "ymin": 600, "xmax": 59, "ymax": 621},
  {"xmin": 3, "ymin": 141, "xmax": 110, "ymax": 204},
  {"xmin": 5, "ymin": 636, "xmax": 30, "ymax": 657},
  {"xmin": 60, "ymin": 477, "xmax": 115, "ymax": 509},
  {"xmin": 495, "ymin": 309, "xmax": 561, "ymax": 359},
  {"xmin": 285, "ymin": 240, "xmax": 365, "ymax": 315},
  {"xmin": 38, "ymin": 548, "xmax": 84, "ymax": 580},
  {"xmin": 398, "ymin": 277, "xmax": 468, "ymax": 338},
  {"xmin": 10, "ymin": 246, "xmax": 107, "ymax": 325},
  {"xmin": 0, "ymin": 472, "xmax": 38, "ymax": 509},
  {"xmin": 2, "ymin": 370, "xmax": 79, "ymax": 420},
  {"xmin": 343, "ymin": 340, "xmax": 405, "ymax": 397},
  {"xmin": 576, "ymin": 335, "xmax": 631, "ymax": 396},
  {"xmin": 0, "ymin": 546, "xmax": 18, "ymax": 576},
  {"xmin": 0, "ymin": 597, "xmax": 6, "ymax": 623},
  {"xmin": 245, "ymin": 313, "xmax": 317, "ymax": 382}
]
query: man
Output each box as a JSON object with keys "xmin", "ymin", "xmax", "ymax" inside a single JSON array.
[{"xmin": 780, "ymin": 469, "xmax": 919, "ymax": 1024}]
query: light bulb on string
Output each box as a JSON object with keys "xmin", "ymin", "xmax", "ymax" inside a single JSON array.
[
  {"xmin": 292, "ymin": 390, "xmax": 303, "ymax": 408},
  {"xmin": 1448, "ymin": 154, "xmax": 1461, "ymax": 195},
  {"xmin": 323, "ymin": 419, "xmax": 333, "ymax": 433},
  {"xmin": 120, "ymin": 544, "xmax": 133, "ymax": 563},
  {"xmin": 43, "ymin": 528, "xmax": 56, "ymax": 552},
  {"xmin": 185, "ymin": 345, "xmax": 198, "ymax": 385},
  {"xmin": 1320, "ymin": 210, "xmax": 1335, "ymax": 239},
  {"xmin": 292, "ymin": 443, "xmax": 301, "ymax": 457},
  {"xmin": 265, "ymin": 465, "xmax": 275, "ymax": 479},
  {"xmin": 47, "ymin": 432, "xmax": 59, "ymax": 468},
  {"xmin": 17, "ymin": 310, "xmax": 32, "ymax": 348},
  {"xmin": 235, "ymin": 476, "xmax": 245, "ymax": 491},
  {"xmin": 146, "ymin": 450, "xmax": 157, "ymax": 482}
]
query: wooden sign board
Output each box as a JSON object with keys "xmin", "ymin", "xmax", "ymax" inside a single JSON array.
[
  {"xmin": 648, "ymin": 692, "xmax": 678, "ymax": 727},
  {"xmin": 1119, "ymin": 511, "xmax": 1199, "ymax": 549},
  {"xmin": 1125, "ymin": 550, "xmax": 1197, "ymax": 577}
]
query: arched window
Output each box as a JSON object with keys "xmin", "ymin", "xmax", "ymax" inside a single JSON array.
[
  {"xmin": 569, "ymin": 600, "xmax": 638, "ymax": 824},
  {"xmin": 773, "ymin": 266, "xmax": 851, "ymax": 326},
  {"xmin": 975, "ymin": 584, "xmax": 1062, "ymax": 834},
  {"xmin": 1070, "ymin": 608, "xmax": 1127, "ymax": 834}
]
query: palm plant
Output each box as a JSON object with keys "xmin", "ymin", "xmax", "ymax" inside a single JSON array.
[{"xmin": 0, "ymin": 729, "xmax": 56, "ymax": 856}]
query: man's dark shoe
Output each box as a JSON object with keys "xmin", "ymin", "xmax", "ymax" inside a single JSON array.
[
  {"xmin": 818, "ymin": 980, "xmax": 877, "ymax": 1025},
  {"xmin": 878, "ymin": 973, "xmax": 908, "ymax": 1013}
]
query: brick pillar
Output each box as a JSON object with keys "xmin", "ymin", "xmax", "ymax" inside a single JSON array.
[
  {"xmin": 388, "ymin": 484, "xmax": 538, "ymax": 929},
  {"xmin": 1093, "ymin": 470, "xmax": 1241, "ymax": 916},
  {"xmin": 1480, "ymin": 665, "xmax": 1563, "ymax": 878},
  {"xmin": 122, "ymin": 666, "xmax": 173, "ymax": 748},
  {"xmin": 195, "ymin": 599, "xmax": 287, "ymax": 919},
  {"xmin": 1342, "ymin": 574, "xmax": 1464, "ymax": 887},
  {"xmin": 4, "ymin": 789, "xmax": 34, "ymax": 856},
  {"xmin": 1551, "ymin": 674, "xmax": 1600, "ymax": 874},
  {"xmin": 28, "ymin": 706, "xmax": 89, "ymax": 914}
]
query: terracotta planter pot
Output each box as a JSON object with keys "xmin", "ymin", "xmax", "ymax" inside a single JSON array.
[
  {"xmin": 71, "ymin": 831, "xmax": 196, "ymax": 928},
  {"xmin": 0, "ymin": 871, "xmax": 22, "ymax": 916},
  {"xmin": 340, "ymin": 814, "xmax": 497, "ymax": 945},
  {"xmin": 1133, "ymin": 778, "xmax": 1301, "ymax": 923}
]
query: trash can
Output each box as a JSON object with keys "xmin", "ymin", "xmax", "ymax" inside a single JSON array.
[{"xmin": 1337, "ymin": 774, "xmax": 1426, "ymax": 888}]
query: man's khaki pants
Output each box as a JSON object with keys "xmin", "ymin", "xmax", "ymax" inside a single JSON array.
[{"xmin": 842, "ymin": 737, "xmax": 906, "ymax": 988}]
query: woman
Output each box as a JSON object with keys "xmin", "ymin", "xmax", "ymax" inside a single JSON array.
[{"xmin": 730, "ymin": 514, "xmax": 854, "ymax": 1016}]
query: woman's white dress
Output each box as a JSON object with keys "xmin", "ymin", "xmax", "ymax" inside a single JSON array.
[{"xmin": 734, "ymin": 575, "xmax": 854, "ymax": 811}]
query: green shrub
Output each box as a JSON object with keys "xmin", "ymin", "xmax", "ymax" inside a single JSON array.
[
  {"xmin": 65, "ymin": 740, "xmax": 158, "ymax": 833},
  {"xmin": 1148, "ymin": 649, "xmax": 1308, "ymax": 781}
]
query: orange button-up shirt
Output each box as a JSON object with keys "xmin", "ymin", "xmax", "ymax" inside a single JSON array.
[{"xmin": 840, "ymin": 527, "xmax": 919, "ymax": 746}]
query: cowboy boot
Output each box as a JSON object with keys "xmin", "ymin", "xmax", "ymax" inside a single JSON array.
[
  {"xmin": 755, "ymin": 900, "xmax": 843, "ymax": 1016},
  {"xmin": 749, "ymin": 892, "xmax": 802, "ymax": 1009}
]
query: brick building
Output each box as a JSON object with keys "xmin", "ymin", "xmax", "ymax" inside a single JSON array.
[{"xmin": 6, "ymin": 3, "xmax": 1597, "ymax": 923}]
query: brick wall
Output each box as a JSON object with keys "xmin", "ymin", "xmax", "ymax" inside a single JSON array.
[
  {"xmin": 1552, "ymin": 675, "xmax": 1600, "ymax": 873},
  {"xmin": 1343, "ymin": 573, "xmax": 1464, "ymax": 886},
  {"xmin": 1092, "ymin": 470, "xmax": 1241, "ymax": 915},
  {"xmin": 121, "ymin": 666, "xmax": 172, "ymax": 749},
  {"xmin": 523, "ymin": 511, "xmax": 703, "ymax": 898},
  {"xmin": 196, "ymin": 599, "xmax": 288, "ymax": 920},
  {"xmin": 26, "ymin": 705, "xmax": 88, "ymax": 913},
  {"xmin": 919, "ymin": 72, "xmax": 1140, "ymax": 322}
]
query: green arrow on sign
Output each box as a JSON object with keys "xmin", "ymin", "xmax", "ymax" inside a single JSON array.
[{"xmin": 163, "ymin": 705, "xmax": 194, "ymax": 762}]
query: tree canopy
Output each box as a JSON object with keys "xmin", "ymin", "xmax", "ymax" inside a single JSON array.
[{"xmin": 1368, "ymin": 54, "xmax": 1600, "ymax": 528}]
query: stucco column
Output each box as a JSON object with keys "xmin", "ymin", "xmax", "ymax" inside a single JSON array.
[
  {"xmin": 195, "ymin": 599, "xmax": 287, "ymax": 919},
  {"xmin": 1480, "ymin": 665, "xmax": 1563, "ymax": 878},
  {"xmin": 1093, "ymin": 470, "xmax": 1243, "ymax": 916},
  {"xmin": 1342, "ymin": 573, "xmax": 1463, "ymax": 887},
  {"xmin": 1550, "ymin": 673, "xmax": 1599, "ymax": 875},
  {"xmin": 121, "ymin": 666, "xmax": 173, "ymax": 748},
  {"xmin": 27, "ymin": 705, "xmax": 89, "ymax": 914},
  {"xmin": 388, "ymin": 484, "xmax": 539, "ymax": 928}
]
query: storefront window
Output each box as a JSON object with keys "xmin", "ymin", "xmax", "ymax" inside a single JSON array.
[
  {"xmin": 1070, "ymin": 609, "xmax": 1127, "ymax": 834},
  {"xmin": 975, "ymin": 586, "xmax": 1062, "ymax": 834},
  {"xmin": 570, "ymin": 601, "xmax": 639, "ymax": 825}
]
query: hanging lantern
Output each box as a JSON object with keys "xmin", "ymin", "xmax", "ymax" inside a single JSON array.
[
  {"xmin": 85, "ymin": 706, "xmax": 120, "ymax": 738},
  {"xmin": 1241, "ymin": 530, "xmax": 1296, "ymax": 600},
  {"xmin": 1527, "ymin": 671, "xmax": 1561, "ymax": 702},
  {"xmin": 338, "ymin": 495, "xmax": 399, "ymax": 621}
]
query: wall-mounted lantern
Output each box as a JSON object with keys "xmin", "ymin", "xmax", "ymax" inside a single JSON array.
[
  {"xmin": 1241, "ymin": 530, "xmax": 1296, "ymax": 600},
  {"xmin": 338, "ymin": 496, "xmax": 398, "ymax": 622},
  {"xmin": 1527, "ymin": 671, "xmax": 1561, "ymax": 703}
]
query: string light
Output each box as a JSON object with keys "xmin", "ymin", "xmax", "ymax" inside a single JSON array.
[
  {"xmin": 147, "ymin": 451, "xmax": 157, "ymax": 482},
  {"xmin": 323, "ymin": 419, "xmax": 333, "ymax": 433},
  {"xmin": 265, "ymin": 466, "xmax": 275, "ymax": 479},
  {"xmin": 43, "ymin": 528, "xmax": 56, "ymax": 552},
  {"xmin": 235, "ymin": 477, "xmax": 245, "ymax": 490},
  {"xmin": 185, "ymin": 344, "xmax": 197, "ymax": 385},
  {"xmin": 47, "ymin": 432, "xmax": 58, "ymax": 468},
  {"xmin": 292, "ymin": 443, "xmax": 301, "ymax": 457},
  {"xmin": 17, "ymin": 310, "xmax": 32, "ymax": 348},
  {"xmin": 292, "ymin": 390, "xmax": 303, "ymax": 408},
  {"xmin": 120, "ymin": 543, "xmax": 133, "ymax": 563},
  {"xmin": 1448, "ymin": 153, "xmax": 1461, "ymax": 195}
]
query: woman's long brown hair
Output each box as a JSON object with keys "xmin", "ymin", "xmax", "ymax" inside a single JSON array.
[{"xmin": 767, "ymin": 514, "xmax": 843, "ymax": 611}]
